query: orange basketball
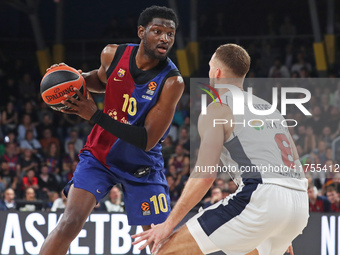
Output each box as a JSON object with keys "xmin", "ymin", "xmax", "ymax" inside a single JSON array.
[{"xmin": 40, "ymin": 65, "xmax": 86, "ymax": 111}]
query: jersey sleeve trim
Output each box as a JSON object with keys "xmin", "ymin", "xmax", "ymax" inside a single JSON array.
[
  {"xmin": 156, "ymin": 69, "xmax": 181, "ymax": 102},
  {"xmin": 106, "ymin": 44, "xmax": 128, "ymax": 79}
]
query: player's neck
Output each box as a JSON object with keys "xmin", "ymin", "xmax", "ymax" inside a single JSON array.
[
  {"xmin": 135, "ymin": 45, "xmax": 160, "ymax": 71},
  {"xmin": 213, "ymin": 76, "xmax": 244, "ymax": 95}
]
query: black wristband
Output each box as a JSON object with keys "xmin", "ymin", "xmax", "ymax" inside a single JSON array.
[{"xmin": 90, "ymin": 110, "xmax": 148, "ymax": 150}]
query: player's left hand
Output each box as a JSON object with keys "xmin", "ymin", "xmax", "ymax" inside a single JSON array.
[
  {"xmin": 61, "ymin": 88, "xmax": 98, "ymax": 120},
  {"xmin": 131, "ymin": 222, "xmax": 173, "ymax": 253}
]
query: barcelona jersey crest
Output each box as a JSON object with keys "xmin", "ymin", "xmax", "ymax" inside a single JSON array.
[{"xmin": 117, "ymin": 68, "xmax": 126, "ymax": 77}]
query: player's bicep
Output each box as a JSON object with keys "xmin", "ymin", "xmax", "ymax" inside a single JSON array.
[{"xmin": 144, "ymin": 76, "xmax": 184, "ymax": 151}]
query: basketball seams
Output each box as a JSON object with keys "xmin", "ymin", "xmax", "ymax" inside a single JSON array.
[{"xmin": 41, "ymin": 78, "xmax": 82, "ymax": 94}]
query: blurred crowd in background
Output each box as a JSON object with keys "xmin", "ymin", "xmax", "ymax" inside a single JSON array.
[{"xmin": 0, "ymin": 1, "xmax": 340, "ymax": 214}]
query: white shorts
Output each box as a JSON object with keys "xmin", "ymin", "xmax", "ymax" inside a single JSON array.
[{"xmin": 186, "ymin": 183, "xmax": 309, "ymax": 255}]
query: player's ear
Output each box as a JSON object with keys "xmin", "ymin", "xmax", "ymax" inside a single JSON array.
[
  {"xmin": 138, "ymin": 25, "xmax": 145, "ymax": 40},
  {"xmin": 215, "ymin": 68, "xmax": 221, "ymax": 78}
]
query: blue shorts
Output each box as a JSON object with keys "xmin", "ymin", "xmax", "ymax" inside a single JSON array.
[{"xmin": 64, "ymin": 150, "xmax": 171, "ymax": 226}]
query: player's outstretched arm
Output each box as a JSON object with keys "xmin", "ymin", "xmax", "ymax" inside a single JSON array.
[
  {"xmin": 132, "ymin": 103, "xmax": 233, "ymax": 252},
  {"xmin": 82, "ymin": 44, "xmax": 118, "ymax": 93}
]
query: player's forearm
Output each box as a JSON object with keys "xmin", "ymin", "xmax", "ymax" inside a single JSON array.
[
  {"xmin": 83, "ymin": 70, "xmax": 106, "ymax": 93},
  {"xmin": 91, "ymin": 110, "xmax": 147, "ymax": 150},
  {"xmin": 166, "ymin": 176, "xmax": 215, "ymax": 229}
]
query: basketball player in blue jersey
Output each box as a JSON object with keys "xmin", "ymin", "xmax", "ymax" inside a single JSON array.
[
  {"xmin": 39, "ymin": 6, "xmax": 184, "ymax": 255},
  {"xmin": 133, "ymin": 44, "xmax": 309, "ymax": 255}
]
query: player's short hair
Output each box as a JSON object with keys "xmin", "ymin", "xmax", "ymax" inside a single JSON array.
[
  {"xmin": 215, "ymin": 44, "xmax": 251, "ymax": 77},
  {"xmin": 138, "ymin": 5, "xmax": 178, "ymax": 28}
]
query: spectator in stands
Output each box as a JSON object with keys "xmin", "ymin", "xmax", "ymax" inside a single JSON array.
[
  {"xmin": 308, "ymin": 184, "xmax": 331, "ymax": 212},
  {"xmin": 268, "ymin": 58, "xmax": 290, "ymax": 78},
  {"xmin": 215, "ymin": 178, "xmax": 227, "ymax": 191},
  {"xmin": 21, "ymin": 101, "xmax": 39, "ymax": 126},
  {"xmin": 175, "ymin": 127, "xmax": 190, "ymax": 155},
  {"xmin": 315, "ymin": 140, "xmax": 327, "ymax": 165},
  {"xmin": 168, "ymin": 144, "xmax": 190, "ymax": 177},
  {"xmin": 299, "ymin": 67, "xmax": 310, "ymax": 78},
  {"xmin": 36, "ymin": 113, "xmax": 57, "ymax": 140},
  {"xmin": 227, "ymin": 179, "xmax": 238, "ymax": 194},
  {"xmin": 166, "ymin": 175, "xmax": 179, "ymax": 203},
  {"xmin": 4, "ymin": 131, "xmax": 19, "ymax": 147},
  {"xmin": 51, "ymin": 190, "xmax": 67, "ymax": 212},
  {"xmin": 331, "ymin": 121, "xmax": 340, "ymax": 140},
  {"xmin": 0, "ymin": 172, "xmax": 6, "ymax": 194},
  {"xmin": 291, "ymin": 52, "xmax": 312, "ymax": 74},
  {"xmin": 62, "ymin": 141, "xmax": 78, "ymax": 174},
  {"xmin": 18, "ymin": 187, "xmax": 41, "ymax": 211},
  {"xmin": 45, "ymin": 191, "xmax": 59, "ymax": 211},
  {"xmin": 1, "ymin": 101, "xmax": 18, "ymax": 134},
  {"xmin": 320, "ymin": 93, "xmax": 331, "ymax": 116},
  {"xmin": 64, "ymin": 129, "xmax": 83, "ymax": 154},
  {"xmin": 18, "ymin": 74, "xmax": 37, "ymax": 103},
  {"xmin": 17, "ymin": 114, "xmax": 37, "ymax": 142},
  {"xmin": 295, "ymin": 124, "xmax": 306, "ymax": 149},
  {"xmin": 43, "ymin": 142, "xmax": 61, "ymax": 184},
  {"xmin": 2, "ymin": 142, "xmax": 19, "ymax": 172},
  {"xmin": 19, "ymin": 129, "xmax": 43, "ymax": 161},
  {"xmin": 203, "ymin": 187, "xmax": 223, "ymax": 209},
  {"xmin": 284, "ymin": 44, "xmax": 294, "ymax": 70},
  {"xmin": 39, "ymin": 128, "xmax": 60, "ymax": 155},
  {"xmin": 38, "ymin": 164, "xmax": 59, "ymax": 200},
  {"xmin": 0, "ymin": 160, "xmax": 18, "ymax": 191},
  {"xmin": 172, "ymin": 103, "xmax": 188, "ymax": 128},
  {"xmin": 0, "ymin": 188, "xmax": 16, "ymax": 210},
  {"xmin": 327, "ymin": 107, "xmax": 339, "ymax": 133},
  {"xmin": 161, "ymin": 136, "xmax": 174, "ymax": 170},
  {"xmin": 104, "ymin": 186, "xmax": 125, "ymax": 212},
  {"xmin": 320, "ymin": 126, "xmax": 333, "ymax": 147},
  {"xmin": 306, "ymin": 106, "xmax": 325, "ymax": 136},
  {"xmin": 17, "ymin": 148, "xmax": 39, "ymax": 178},
  {"xmin": 304, "ymin": 126, "xmax": 317, "ymax": 154},
  {"xmin": 21, "ymin": 169, "xmax": 39, "ymax": 193},
  {"xmin": 63, "ymin": 160, "xmax": 78, "ymax": 185},
  {"xmin": 326, "ymin": 186, "xmax": 340, "ymax": 212},
  {"xmin": 3, "ymin": 78, "xmax": 17, "ymax": 105}
]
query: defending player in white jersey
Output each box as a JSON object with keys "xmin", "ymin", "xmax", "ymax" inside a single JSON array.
[{"xmin": 133, "ymin": 44, "xmax": 309, "ymax": 255}]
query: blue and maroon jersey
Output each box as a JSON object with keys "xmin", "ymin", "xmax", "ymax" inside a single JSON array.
[{"xmin": 83, "ymin": 44, "xmax": 181, "ymax": 173}]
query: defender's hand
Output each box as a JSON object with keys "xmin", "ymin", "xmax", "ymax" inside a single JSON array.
[{"xmin": 132, "ymin": 222, "xmax": 173, "ymax": 253}]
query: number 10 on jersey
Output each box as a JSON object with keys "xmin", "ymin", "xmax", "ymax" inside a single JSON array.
[{"xmin": 122, "ymin": 94, "xmax": 137, "ymax": 116}]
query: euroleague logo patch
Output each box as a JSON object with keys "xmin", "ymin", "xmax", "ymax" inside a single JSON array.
[
  {"xmin": 141, "ymin": 202, "xmax": 151, "ymax": 216},
  {"xmin": 146, "ymin": 81, "xmax": 157, "ymax": 96}
]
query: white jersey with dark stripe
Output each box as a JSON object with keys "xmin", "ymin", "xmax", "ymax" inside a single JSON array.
[{"xmin": 219, "ymin": 90, "xmax": 307, "ymax": 191}]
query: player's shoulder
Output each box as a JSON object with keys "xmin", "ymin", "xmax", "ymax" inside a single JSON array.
[{"xmin": 101, "ymin": 44, "xmax": 119, "ymax": 68}]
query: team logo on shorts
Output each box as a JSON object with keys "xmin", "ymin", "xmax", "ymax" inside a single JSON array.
[
  {"xmin": 117, "ymin": 68, "xmax": 126, "ymax": 78},
  {"xmin": 141, "ymin": 202, "xmax": 151, "ymax": 216},
  {"xmin": 146, "ymin": 81, "xmax": 157, "ymax": 95}
]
